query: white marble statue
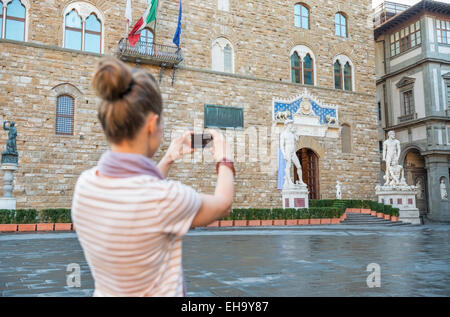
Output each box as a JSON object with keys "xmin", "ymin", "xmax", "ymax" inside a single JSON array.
[
  {"xmin": 280, "ymin": 120, "xmax": 305, "ymax": 188},
  {"xmin": 441, "ymin": 179, "xmax": 448, "ymax": 200},
  {"xmin": 382, "ymin": 131, "xmax": 402, "ymax": 186},
  {"xmin": 336, "ymin": 181, "xmax": 342, "ymax": 200},
  {"xmin": 416, "ymin": 178, "xmax": 423, "ymax": 199},
  {"xmin": 387, "ymin": 158, "xmax": 408, "ymax": 186}
]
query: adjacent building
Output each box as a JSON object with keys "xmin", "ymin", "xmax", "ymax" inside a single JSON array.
[
  {"xmin": 374, "ymin": 0, "xmax": 450, "ymax": 222},
  {"xmin": 0, "ymin": 0, "xmax": 378, "ymax": 210}
]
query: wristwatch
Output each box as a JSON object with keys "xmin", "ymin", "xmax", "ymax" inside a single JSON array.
[{"xmin": 216, "ymin": 158, "xmax": 235, "ymax": 177}]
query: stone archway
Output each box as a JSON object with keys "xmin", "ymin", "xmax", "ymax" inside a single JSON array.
[
  {"xmin": 403, "ymin": 148, "xmax": 427, "ymax": 214},
  {"xmin": 294, "ymin": 148, "xmax": 320, "ymax": 199}
]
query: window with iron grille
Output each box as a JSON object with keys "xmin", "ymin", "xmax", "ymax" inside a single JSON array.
[{"xmin": 56, "ymin": 95, "xmax": 74, "ymax": 135}]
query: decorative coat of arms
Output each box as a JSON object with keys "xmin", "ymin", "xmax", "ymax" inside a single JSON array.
[{"xmin": 272, "ymin": 89, "xmax": 340, "ymax": 138}]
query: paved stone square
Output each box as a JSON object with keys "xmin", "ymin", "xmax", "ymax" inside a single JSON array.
[{"xmin": 0, "ymin": 225, "xmax": 449, "ymax": 297}]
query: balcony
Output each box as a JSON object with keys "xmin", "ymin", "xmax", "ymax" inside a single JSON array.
[
  {"xmin": 373, "ymin": 1, "xmax": 410, "ymax": 27},
  {"xmin": 117, "ymin": 38, "xmax": 183, "ymax": 68},
  {"xmin": 398, "ymin": 112, "xmax": 417, "ymax": 123}
]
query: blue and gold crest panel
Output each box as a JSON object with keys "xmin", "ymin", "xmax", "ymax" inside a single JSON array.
[{"xmin": 273, "ymin": 95, "xmax": 337, "ymax": 125}]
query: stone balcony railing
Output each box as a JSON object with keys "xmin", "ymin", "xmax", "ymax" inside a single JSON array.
[
  {"xmin": 398, "ymin": 112, "xmax": 417, "ymax": 123},
  {"xmin": 117, "ymin": 38, "xmax": 183, "ymax": 67}
]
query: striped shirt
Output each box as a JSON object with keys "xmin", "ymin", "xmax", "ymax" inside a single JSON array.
[{"xmin": 71, "ymin": 167, "xmax": 202, "ymax": 297}]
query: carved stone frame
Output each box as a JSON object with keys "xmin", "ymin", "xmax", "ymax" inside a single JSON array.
[{"xmin": 396, "ymin": 76, "xmax": 416, "ymax": 122}]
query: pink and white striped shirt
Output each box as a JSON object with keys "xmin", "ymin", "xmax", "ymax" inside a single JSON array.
[{"xmin": 71, "ymin": 167, "xmax": 202, "ymax": 297}]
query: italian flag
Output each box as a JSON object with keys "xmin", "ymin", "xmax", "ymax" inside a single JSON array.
[{"xmin": 128, "ymin": 0, "xmax": 158, "ymax": 47}]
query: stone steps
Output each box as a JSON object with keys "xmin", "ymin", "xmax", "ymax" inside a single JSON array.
[{"xmin": 341, "ymin": 212, "xmax": 411, "ymax": 226}]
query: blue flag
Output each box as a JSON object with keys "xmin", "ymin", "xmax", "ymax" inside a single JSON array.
[{"xmin": 173, "ymin": 0, "xmax": 182, "ymax": 47}]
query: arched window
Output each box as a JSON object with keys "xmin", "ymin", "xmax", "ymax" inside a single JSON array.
[
  {"xmin": 84, "ymin": 13, "xmax": 101, "ymax": 53},
  {"xmin": 333, "ymin": 55, "xmax": 354, "ymax": 91},
  {"xmin": 138, "ymin": 28, "xmax": 154, "ymax": 55},
  {"xmin": 218, "ymin": 0, "xmax": 229, "ymax": 11},
  {"xmin": 5, "ymin": 0, "xmax": 26, "ymax": 41},
  {"xmin": 344, "ymin": 62, "xmax": 352, "ymax": 91},
  {"xmin": 334, "ymin": 60, "xmax": 342, "ymax": 90},
  {"xmin": 0, "ymin": 1, "xmax": 3, "ymax": 37},
  {"xmin": 291, "ymin": 52, "xmax": 301, "ymax": 84},
  {"xmin": 294, "ymin": 3, "xmax": 309, "ymax": 29},
  {"xmin": 341, "ymin": 124, "xmax": 351, "ymax": 153},
  {"xmin": 65, "ymin": 10, "xmax": 82, "ymax": 50},
  {"xmin": 335, "ymin": 12, "xmax": 347, "ymax": 38},
  {"xmin": 56, "ymin": 95, "xmax": 75, "ymax": 135},
  {"xmin": 290, "ymin": 45, "xmax": 315, "ymax": 85},
  {"xmin": 63, "ymin": 2, "xmax": 104, "ymax": 53},
  {"xmin": 211, "ymin": 37, "xmax": 234, "ymax": 73},
  {"xmin": 303, "ymin": 54, "xmax": 313, "ymax": 85}
]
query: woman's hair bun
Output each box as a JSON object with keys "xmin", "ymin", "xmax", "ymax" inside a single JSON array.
[{"xmin": 92, "ymin": 57, "xmax": 133, "ymax": 102}]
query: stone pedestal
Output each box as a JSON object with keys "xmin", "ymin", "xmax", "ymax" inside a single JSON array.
[
  {"xmin": 0, "ymin": 163, "xmax": 18, "ymax": 210},
  {"xmin": 375, "ymin": 185, "xmax": 420, "ymax": 225},
  {"xmin": 282, "ymin": 184, "xmax": 309, "ymax": 209}
]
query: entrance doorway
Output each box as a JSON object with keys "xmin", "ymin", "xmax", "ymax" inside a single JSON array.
[
  {"xmin": 403, "ymin": 149, "xmax": 427, "ymax": 214},
  {"xmin": 294, "ymin": 148, "xmax": 320, "ymax": 199}
]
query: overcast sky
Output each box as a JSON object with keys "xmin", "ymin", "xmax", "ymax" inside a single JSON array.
[{"xmin": 372, "ymin": 0, "xmax": 450, "ymax": 8}]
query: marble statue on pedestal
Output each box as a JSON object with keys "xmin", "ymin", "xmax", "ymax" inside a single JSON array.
[
  {"xmin": 386, "ymin": 158, "xmax": 407, "ymax": 187},
  {"xmin": 441, "ymin": 179, "xmax": 448, "ymax": 200},
  {"xmin": 280, "ymin": 120, "xmax": 305, "ymax": 188},
  {"xmin": 280, "ymin": 120, "xmax": 309, "ymax": 209},
  {"xmin": 1, "ymin": 121, "xmax": 19, "ymax": 210},
  {"xmin": 336, "ymin": 181, "xmax": 342, "ymax": 200},
  {"xmin": 376, "ymin": 131, "xmax": 420, "ymax": 224},
  {"xmin": 382, "ymin": 131, "xmax": 401, "ymax": 186}
]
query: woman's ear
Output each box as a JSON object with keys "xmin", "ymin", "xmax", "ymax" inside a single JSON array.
[{"xmin": 146, "ymin": 114, "xmax": 159, "ymax": 135}]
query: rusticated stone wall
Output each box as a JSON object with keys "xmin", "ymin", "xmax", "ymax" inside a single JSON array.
[{"xmin": 0, "ymin": 0, "xmax": 378, "ymax": 209}]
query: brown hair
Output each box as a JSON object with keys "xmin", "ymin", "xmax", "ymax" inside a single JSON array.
[{"xmin": 92, "ymin": 57, "xmax": 163, "ymax": 144}]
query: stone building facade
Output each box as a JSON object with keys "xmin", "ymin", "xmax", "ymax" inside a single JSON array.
[
  {"xmin": 375, "ymin": 0, "xmax": 450, "ymax": 222},
  {"xmin": 0, "ymin": 0, "xmax": 378, "ymax": 210}
]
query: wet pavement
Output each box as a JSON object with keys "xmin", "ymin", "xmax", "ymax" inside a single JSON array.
[{"xmin": 0, "ymin": 224, "xmax": 449, "ymax": 297}]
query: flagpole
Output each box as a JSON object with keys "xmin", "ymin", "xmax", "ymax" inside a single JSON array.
[{"xmin": 153, "ymin": 0, "xmax": 160, "ymax": 43}]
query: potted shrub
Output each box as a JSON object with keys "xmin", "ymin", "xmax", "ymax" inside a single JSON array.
[
  {"xmin": 297, "ymin": 209, "xmax": 309, "ymax": 225},
  {"xmin": 42, "ymin": 209, "xmax": 72, "ymax": 231},
  {"xmin": 233, "ymin": 209, "xmax": 247, "ymax": 227},
  {"xmin": 260, "ymin": 209, "xmax": 273, "ymax": 226},
  {"xmin": 285, "ymin": 208, "xmax": 297, "ymax": 226},
  {"xmin": 391, "ymin": 208, "xmax": 400, "ymax": 222},
  {"xmin": 272, "ymin": 208, "xmax": 286, "ymax": 226},
  {"xmin": 248, "ymin": 209, "xmax": 262, "ymax": 226},
  {"xmin": 0, "ymin": 210, "xmax": 17, "ymax": 232},
  {"xmin": 16, "ymin": 209, "xmax": 37, "ymax": 232},
  {"xmin": 219, "ymin": 212, "xmax": 233, "ymax": 227}
]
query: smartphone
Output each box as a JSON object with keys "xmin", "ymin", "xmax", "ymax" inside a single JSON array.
[{"xmin": 191, "ymin": 133, "xmax": 213, "ymax": 149}]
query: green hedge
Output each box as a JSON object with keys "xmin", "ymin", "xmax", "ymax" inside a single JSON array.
[
  {"xmin": 221, "ymin": 199, "xmax": 400, "ymax": 220},
  {"xmin": 222, "ymin": 207, "xmax": 344, "ymax": 221},
  {"xmin": 39, "ymin": 209, "xmax": 72, "ymax": 223},
  {"xmin": 0, "ymin": 201, "xmax": 400, "ymax": 223},
  {"xmin": 0, "ymin": 209, "xmax": 72, "ymax": 224}
]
